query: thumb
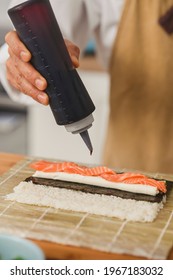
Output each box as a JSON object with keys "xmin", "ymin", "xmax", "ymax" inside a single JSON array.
[{"xmin": 64, "ymin": 39, "xmax": 80, "ymax": 68}]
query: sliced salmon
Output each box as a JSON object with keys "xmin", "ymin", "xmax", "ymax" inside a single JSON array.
[
  {"xmin": 30, "ymin": 161, "xmax": 77, "ymax": 172},
  {"xmin": 30, "ymin": 160, "xmax": 166, "ymax": 193},
  {"xmin": 84, "ymin": 166, "xmax": 115, "ymax": 176}
]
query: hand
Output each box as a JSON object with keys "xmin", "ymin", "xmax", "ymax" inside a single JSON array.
[{"xmin": 5, "ymin": 31, "xmax": 80, "ymax": 105}]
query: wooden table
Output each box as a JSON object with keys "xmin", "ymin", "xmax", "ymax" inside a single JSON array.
[{"xmin": 0, "ymin": 152, "xmax": 172, "ymax": 260}]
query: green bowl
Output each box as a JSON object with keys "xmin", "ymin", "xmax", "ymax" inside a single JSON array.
[{"xmin": 0, "ymin": 234, "xmax": 45, "ymax": 260}]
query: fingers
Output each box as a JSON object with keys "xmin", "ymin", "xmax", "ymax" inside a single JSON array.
[
  {"xmin": 65, "ymin": 39, "xmax": 80, "ymax": 68},
  {"xmin": 6, "ymin": 56, "xmax": 49, "ymax": 105},
  {"xmin": 8, "ymin": 48, "xmax": 47, "ymax": 91},
  {"xmin": 5, "ymin": 30, "xmax": 49, "ymax": 105},
  {"xmin": 5, "ymin": 31, "xmax": 31, "ymax": 62},
  {"xmin": 5, "ymin": 31, "xmax": 80, "ymax": 106}
]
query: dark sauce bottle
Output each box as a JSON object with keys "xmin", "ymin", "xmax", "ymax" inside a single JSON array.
[{"xmin": 8, "ymin": 0, "xmax": 95, "ymax": 153}]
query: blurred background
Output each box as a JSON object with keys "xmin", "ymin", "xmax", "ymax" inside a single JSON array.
[{"xmin": 0, "ymin": 0, "xmax": 110, "ymax": 165}]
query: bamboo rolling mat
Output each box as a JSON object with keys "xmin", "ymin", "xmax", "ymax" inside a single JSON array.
[{"xmin": 0, "ymin": 157, "xmax": 173, "ymax": 260}]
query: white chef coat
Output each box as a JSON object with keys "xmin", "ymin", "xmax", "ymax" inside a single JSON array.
[{"xmin": 0, "ymin": 0, "xmax": 124, "ymax": 104}]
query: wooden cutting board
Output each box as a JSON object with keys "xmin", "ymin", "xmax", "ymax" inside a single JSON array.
[{"xmin": 0, "ymin": 152, "xmax": 173, "ymax": 260}]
